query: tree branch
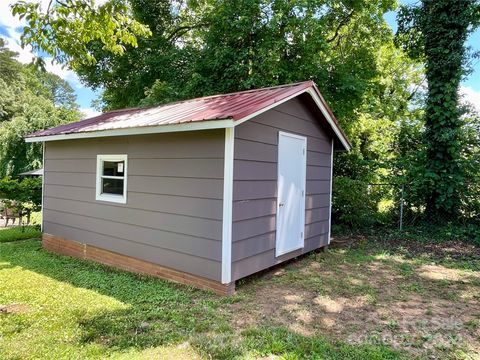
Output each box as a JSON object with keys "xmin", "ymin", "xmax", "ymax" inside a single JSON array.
[
  {"xmin": 167, "ymin": 23, "xmax": 209, "ymax": 42},
  {"xmin": 327, "ymin": 10, "xmax": 354, "ymax": 44}
]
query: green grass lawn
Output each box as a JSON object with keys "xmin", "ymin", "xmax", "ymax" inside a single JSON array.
[
  {"xmin": 1, "ymin": 234, "xmax": 479, "ymax": 359},
  {"xmin": 0, "ymin": 225, "xmax": 41, "ymax": 243}
]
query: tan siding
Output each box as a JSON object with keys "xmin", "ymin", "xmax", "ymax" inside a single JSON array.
[
  {"xmin": 231, "ymin": 234, "xmax": 330, "ymax": 280},
  {"xmin": 43, "ymin": 234, "xmax": 234, "ymax": 295},
  {"xmin": 43, "ymin": 209, "xmax": 221, "ymax": 260},
  {"xmin": 43, "ymin": 197, "xmax": 222, "ymax": 239},
  {"xmin": 43, "ymin": 130, "xmax": 224, "ymax": 281},
  {"xmin": 233, "ymin": 199, "xmax": 276, "ymax": 222},
  {"xmin": 43, "ymin": 223, "xmax": 221, "ymax": 280},
  {"xmin": 44, "ymin": 185, "xmax": 223, "ymax": 220},
  {"xmin": 44, "ymin": 131, "xmax": 224, "ymax": 159},
  {"xmin": 232, "ymin": 97, "xmax": 332, "ymax": 281},
  {"xmin": 233, "ymin": 180, "xmax": 276, "ymax": 201}
]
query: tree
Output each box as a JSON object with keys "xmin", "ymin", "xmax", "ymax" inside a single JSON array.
[
  {"xmin": 0, "ymin": 37, "xmax": 80, "ymax": 176},
  {"xmin": 33, "ymin": 70, "xmax": 78, "ymax": 110},
  {"xmin": 77, "ymin": 0, "xmax": 423, "ymax": 187},
  {"xmin": 76, "ymin": 0, "xmax": 187, "ymax": 109},
  {"xmin": 397, "ymin": 0, "xmax": 480, "ymax": 218},
  {"xmin": 11, "ymin": 0, "xmax": 151, "ymax": 69},
  {"xmin": 8, "ymin": 1, "xmax": 433, "ymax": 226}
]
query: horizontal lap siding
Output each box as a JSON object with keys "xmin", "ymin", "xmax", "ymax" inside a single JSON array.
[
  {"xmin": 232, "ymin": 97, "xmax": 332, "ymax": 281},
  {"xmin": 43, "ymin": 130, "xmax": 224, "ymax": 281}
]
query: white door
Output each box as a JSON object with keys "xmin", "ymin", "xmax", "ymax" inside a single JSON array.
[{"xmin": 276, "ymin": 131, "xmax": 307, "ymax": 257}]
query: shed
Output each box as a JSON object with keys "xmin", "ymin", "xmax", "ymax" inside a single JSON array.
[{"xmin": 26, "ymin": 81, "xmax": 350, "ymax": 295}]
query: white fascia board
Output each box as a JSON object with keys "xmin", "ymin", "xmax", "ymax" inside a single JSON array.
[
  {"xmin": 305, "ymin": 88, "xmax": 351, "ymax": 151},
  {"xmin": 221, "ymin": 127, "xmax": 234, "ymax": 284},
  {"xmin": 234, "ymin": 88, "xmax": 351, "ymax": 151},
  {"xmin": 25, "ymin": 119, "xmax": 235, "ymax": 143}
]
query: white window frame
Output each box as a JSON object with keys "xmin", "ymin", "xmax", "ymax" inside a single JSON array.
[{"xmin": 96, "ymin": 154, "xmax": 128, "ymax": 204}]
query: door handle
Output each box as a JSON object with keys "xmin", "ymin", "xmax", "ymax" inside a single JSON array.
[{"xmin": 279, "ymin": 203, "xmax": 285, "ymax": 207}]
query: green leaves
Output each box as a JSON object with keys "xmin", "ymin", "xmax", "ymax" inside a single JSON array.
[
  {"xmin": 11, "ymin": 0, "xmax": 152, "ymax": 69},
  {"xmin": 0, "ymin": 37, "xmax": 81, "ymax": 177},
  {"xmin": 0, "ymin": 177, "xmax": 42, "ymax": 209},
  {"xmin": 396, "ymin": 0, "xmax": 480, "ymax": 219}
]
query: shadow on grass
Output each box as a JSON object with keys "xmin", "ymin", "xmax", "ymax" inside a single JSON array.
[{"xmin": 0, "ymin": 239, "xmax": 412, "ymax": 359}]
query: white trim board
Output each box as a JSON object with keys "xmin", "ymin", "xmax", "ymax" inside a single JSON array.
[
  {"xmin": 221, "ymin": 127, "xmax": 234, "ymax": 284},
  {"xmin": 24, "ymin": 86, "xmax": 351, "ymax": 151},
  {"xmin": 25, "ymin": 119, "xmax": 234, "ymax": 143},
  {"xmin": 328, "ymin": 139, "xmax": 334, "ymax": 245},
  {"xmin": 233, "ymin": 88, "xmax": 351, "ymax": 151},
  {"xmin": 96, "ymin": 154, "xmax": 128, "ymax": 204},
  {"xmin": 305, "ymin": 88, "xmax": 351, "ymax": 151}
]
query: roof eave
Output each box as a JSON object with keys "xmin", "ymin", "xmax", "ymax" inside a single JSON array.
[
  {"xmin": 233, "ymin": 86, "xmax": 351, "ymax": 151},
  {"xmin": 25, "ymin": 82, "xmax": 351, "ymax": 151},
  {"xmin": 306, "ymin": 87, "xmax": 351, "ymax": 151},
  {"xmin": 25, "ymin": 119, "xmax": 235, "ymax": 143}
]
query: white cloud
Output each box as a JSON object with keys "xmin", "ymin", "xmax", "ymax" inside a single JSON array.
[
  {"xmin": 2, "ymin": 36, "xmax": 35, "ymax": 64},
  {"xmin": 460, "ymin": 86, "xmax": 480, "ymax": 115},
  {"xmin": 44, "ymin": 58, "xmax": 84, "ymax": 88},
  {"xmin": 80, "ymin": 108, "xmax": 101, "ymax": 119},
  {"xmin": 1, "ymin": 0, "xmax": 110, "ymax": 87}
]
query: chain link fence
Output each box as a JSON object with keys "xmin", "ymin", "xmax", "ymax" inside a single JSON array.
[{"xmin": 331, "ymin": 179, "xmax": 480, "ymax": 232}]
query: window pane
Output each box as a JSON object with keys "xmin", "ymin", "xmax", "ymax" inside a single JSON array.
[
  {"xmin": 103, "ymin": 161, "xmax": 124, "ymax": 176},
  {"xmin": 102, "ymin": 178, "xmax": 124, "ymax": 195}
]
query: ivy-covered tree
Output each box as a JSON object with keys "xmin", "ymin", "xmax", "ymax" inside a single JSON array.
[{"xmin": 397, "ymin": 0, "xmax": 480, "ymax": 218}]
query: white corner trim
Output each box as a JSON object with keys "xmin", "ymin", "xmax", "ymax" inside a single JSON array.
[
  {"xmin": 221, "ymin": 127, "xmax": 234, "ymax": 284},
  {"xmin": 328, "ymin": 139, "xmax": 334, "ymax": 244},
  {"xmin": 41, "ymin": 142, "xmax": 45, "ymax": 232},
  {"xmin": 96, "ymin": 154, "xmax": 128, "ymax": 204},
  {"xmin": 25, "ymin": 119, "xmax": 235, "ymax": 143}
]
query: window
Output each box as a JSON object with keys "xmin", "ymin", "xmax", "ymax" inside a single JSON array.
[{"xmin": 96, "ymin": 155, "xmax": 128, "ymax": 203}]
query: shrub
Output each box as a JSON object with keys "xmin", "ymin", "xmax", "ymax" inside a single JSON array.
[
  {"xmin": 0, "ymin": 177, "xmax": 42, "ymax": 209},
  {"xmin": 0, "ymin": 177, "xmax": 42, "ymax": 224},
  {"xmin": 332, "ymin": 177, "xmax": 392, "ymax": 228}
]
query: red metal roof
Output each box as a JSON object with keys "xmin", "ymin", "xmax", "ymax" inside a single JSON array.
[{"xmin": 26, "ymin": 81, "xmax": 350, "ymax": 148}]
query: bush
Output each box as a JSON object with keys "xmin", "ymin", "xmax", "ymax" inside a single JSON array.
[
  {"xmin": 331, "ymin": 177, "xmax": 393, "ymax": 228},
  {"xmin": 0, "ymin": 177, "xmax": 42, "ymax": 225},
  {"xmin": 0, "ymin": 177, "xmax": 42, "ymax": 209}
]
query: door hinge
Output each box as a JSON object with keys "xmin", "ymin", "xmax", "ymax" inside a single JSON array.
[
  {"xmin": 301, "ymin": 232, "xmax": 304, "ymax": 238},
  {"xmin": 303, "ymin": 148, "xmax": 306, "ymax": 155},
  {"xmin": 302, "ymin": 190, "xmax": 304, "ymax": 197}
]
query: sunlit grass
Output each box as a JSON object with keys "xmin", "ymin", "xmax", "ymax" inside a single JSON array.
[
  {"xmin": 0, "ymin": 225, "xmax": 41, "ymax": 243},
  {"xmin": 2, "ymin": 234, "xmax": 478, "ymax": 359}
]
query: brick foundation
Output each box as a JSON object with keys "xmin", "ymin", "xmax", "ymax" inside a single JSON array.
[{"xmin": 42, "ymin": 233, "xmax": 235, "ymax": 296}]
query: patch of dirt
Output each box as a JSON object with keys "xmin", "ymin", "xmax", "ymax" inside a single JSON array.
[
  {"xmin": 0, "ymin": 303, "xmax": 30, "ymax": 314},
  {"xmin": 334, "ymin": 235, "xmax": 480, "ymax": 262},
  {"xmin": 406, "ymin": 241, "xmax": 480, "ymax": 261},
  {"xmin": 229, "ymin": 251, "xmax": 480, "ymax": 358},
  {"xmin": 418, "ymin": 264, "xmax": 479, "ymax": 282}
]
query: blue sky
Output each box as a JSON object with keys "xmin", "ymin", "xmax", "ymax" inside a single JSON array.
[{"xmin": 0, "ymin": 0, "xmax": 478, "ymax": 116}]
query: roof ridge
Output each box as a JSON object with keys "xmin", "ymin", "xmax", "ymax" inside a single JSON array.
[
  {"xmin": 190, "ymin": 80, "xmax": 315, "ymax": 101},
  {"xmin": 143, "ymin": 80, "xmax": 315, "ymax": 108},
  {"xmin": 89, "ymin": 81, "xmax": 315, "ymax": 119}
]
